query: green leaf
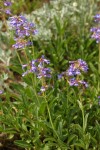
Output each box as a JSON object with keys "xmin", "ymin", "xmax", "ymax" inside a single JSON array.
[
  {"xmin": 74, "ymin": 141, "xmax": 85, "ymax": 149},
  {"xmin": 89, "ymin": 62, "xmax": 98, "ymax": 73},
  {"xmin": 8, "ymin": 134, "xmax": 14, "ymax": 139},
  {"xmin": 43, "ymin": 145, "xmax": 50, "ymax": 150},
  {"xmin": 84, "ymin": 113, "xmax": 89, "ymax": 132},
  {"xmin": 67, "ymin": 134, "xmax": 77, "ymax": 144},
  {"xmin": 77, "ymin": 100, "xmax": 83, "ymax": 111},
  {"xmin": 14, "ymin": 140, "xmax": 32, "ymax": 148},
  {"xmin": 22, "ymin": 123, "xmax": 28, "ymax": 132},
  {"xmin": 43, "ymin": 137, "xmax": 56, "ymax": 143}
]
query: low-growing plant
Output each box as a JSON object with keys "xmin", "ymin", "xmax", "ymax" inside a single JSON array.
[{"xmin": 0, "ymin": 0, "xmax": 100, "ymax": 150}]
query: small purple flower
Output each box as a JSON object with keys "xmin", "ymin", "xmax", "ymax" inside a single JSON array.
[
  {"xmin": 22, "ymin": 70, "xmax": 30, "ymax": 77},
  {"xmin": 4, "ymin": 1, "xmax": 12, "ymax": 6},
  {"xmin": 79, "ymin": 80, "xmax": 88, "ymax": 88},
  {"xmin": 58, "ymin": 72, "xmax": 66, "ymax": 79},
  {"xmin": 15, "ymin": 23, "xmax": 37, "ymax": 38},
  {"xmin": 22, "ymin": 64, "xmax": 28, "ymax": 70},
  {"xmin": 90, "ymin": 27, "xmax": 100, "ymax": 33},
  {"xmin": 9, "ymin": 15, "xmax": 27, "ymax": 28},
  {"xmin": 5, "ymin": 9, "xmax": 11, "ymax": 15},
  {"xmin": 90, "ymin": 14, "xmax": 100, "ymax": 43},
  {"xmin": 33, "ymin": 29, "xmax": 38, "ymax": 35},
  {"xmin": 94, "ymin": 14, "xmax": 100, "ymax": 22},
  {"xmin": 90, "ymin": 26, "xmax": 100, "ymax": 43},
  {"xmin": 68, "ymin": 78, "xmax": 79, "ymax": 86},
  {"xmin": 12, "ymin": 38, "xmax": 32, "ymax": 49},
  {"xmin": 68, "ymin": 78, "xmax": 88, "ymax": 88},
  {"xmin": 22, "ymin": 56, "xmax": 51, "ymax": 79},
  {"xmin": 58, "ymin": 74, "xmax": 63, "ymax": 79},
  {"xmin": 67, "ymin": 59, "xmax": 88, "ymax": 76},
  {"xmin": 77, "ymin": 59, "xmax": 88, "ymax": 72},
  {"xmin": 9, "ymin": 16, "xmax": 37, "ymax": 38},
  {"xmin": 92, "ymin": 34, "xmax": 100, "ymax": 43},
  {"xmin": 0, "ymin": 90, "xmax": 3, "ymax": 94},
  {"xmin": 98, "ymin": 96, "xmax": 100, "ymax": 99},
  {"xmin": 40, "ymin": 86, "xmax": 46, "ymax": 92},
  {"xmin": 37, "ymin": 55, "xmax": 50, "ymax": 64},
  {"xmin": 67, "ymin": 66, "xmax": 81, "ymax": 76},
  {"xmin": 37, "ymin": 67, "xmax": 51, "ymax": 79}
]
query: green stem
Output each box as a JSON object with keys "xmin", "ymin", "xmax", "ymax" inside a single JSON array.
[
  {"xmin": 31, "ymin": 75, "xmax": 40, "ymax": 106},
  {"xmin": 44, "ymin": 95, "xmax": 59, "ymax": 139},
  {"xmin": 79, "ymin": 97, "xmax": 85, "ymax": 133},
  {"xmin": 23, "ymin": 47, "xmax": 29, "ymax": 64},
  {"xmin": 98, "ymin": 44, "xmax": 100, "ymax": 92},
  {"xmin": 30, "ymin": 36, "xmax": 35, "ymax": 58},
  {"xmin": 16, "ymin": 50, "xmax": 23, "ymax": 65},
  {"xmin": 82, "ymin": 108, "xmax": 85, "ymax": 133}
]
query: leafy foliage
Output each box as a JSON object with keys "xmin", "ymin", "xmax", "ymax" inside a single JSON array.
[{"xmin": 0, "ymin": 0, "xmax": 100, "ymax": 150}]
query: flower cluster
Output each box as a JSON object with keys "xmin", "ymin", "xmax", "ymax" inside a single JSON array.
[
  {"xmin": 22, "ymin": 55, "xmax": 51, "ymax": 77},
  {"xmin": 9, "ymin": 15, "xmax": 38, "ymax": 49},
  {"xmin": 4, "ymin": 1, "xmax": 12, "ymax": 6},
  {"xmin": 94, "ymin": 14, "xmax": 100, "ymax": 22},
  {"xmin": 58, "ymin": 59, "xmax": 88, "ymax": 88},
  {"xmin": 22, "ymin": 55, "xmax": 51, "ymax": 92},
  {"xmin": 0, "ymin": 1, "xmax": 12, "ymax": 15},
  {"xmin": 68, "ymin": 78, "xmax": 88, "ymax": 87},
  {"xmin": 67, "ymin": 59, "xmax": 88, "ymax": 76},
  {"xmin": 67, "ymin": 59, "xmax": 88, "ymax": 88},
  {"xmin": 90, "ymin": 14, "xmax": 100, "ymax": 43},
  {"xmin": 12, "ymin": 38, "xmax": 32, "ymax": 49}
]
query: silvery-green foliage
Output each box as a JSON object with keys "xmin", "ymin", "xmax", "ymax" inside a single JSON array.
[
  {"xmin": 24, "ymin": 0, "xmax": 97, "ymax": 40},
  {"xmin": 0, "ymin": 48, "xmax": 11, "ymax": 66}
]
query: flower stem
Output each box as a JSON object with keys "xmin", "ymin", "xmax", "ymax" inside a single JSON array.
[
  {"xmin": 98, "ymin": 44, "xmax": 100, "ymax": 92},
  {"xmin": 44, "ymin": 95, "xmax": 59, "ymax": 139},
  {"xmin": 16, "ymin": 50, "xmax": 23, "ymax": 65}
]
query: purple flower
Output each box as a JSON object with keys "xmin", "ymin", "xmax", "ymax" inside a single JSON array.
[
  {"xmin": 0, "ymin": 90, "xmax": 3, "ymax": 94},
  {"xmin": 37, "ymin": 67, "xmax": 51, "ymax": 79},
  {"xmin": 22, "ymin": 64, "xmax": 28, "ymax": 70},
  {"xmin": 68, "ymin": 78, "xmax": 79, "ymax": 86},
  {"xmin": 79, "ymin": 80, "xmax": 88, "ymax": 87},
  {"xmin": 9, "ymin": 15, "xmax": 37, "ymax": 38},
  {"xmin": 67, "ymin": 59, "xmax": 88, "ymax": 76},
  {"xmin": 98, "ymin": 96, "xmax": 100, "ymax": 99},
  {"xmin": 58, "ymin": 74, "xmax": 63, "ymax": 79},
  {"xmin": 40, "ymin": 86, "xmax": 46, "ymax": 92},
  {"xmin": 77, "ymin": 59, "xmax": 88, "ymax": 72},
  {"xmin": 22, "ymin": 56, "xmax": 51, "ymax": 79},
  {"xmin": 58, "ymin": 72, "xmax": 66, "ymax": 79},
  {"xmin": 12, "ymin": 38, "xmax": 32, "ymax": 49},
  {"xmin": 94, "ymin": 14, "xmax": 100, "ymax": 22},
  {"xmin": 33, "ymin": 29, "xmax": 38, "ymax": 35},
  {"xmin": 9, "ymin": 15, "xmax": 37, "ymax": 51},
  {"xmin": 90, "ymin": 26, "xmax": 100, "ymax": 43},
  {"xmin": 5, "ymin": 9, "xmax": 11, "ymax": 15},
  {"xmin": 68, "ymin": 78, "xmax": 88, "ymax": 88},
  {"xmin": 22, "ymin": 70, "xmax": 30, "ymax": 77},
  {"xmin": 37, "ymin": 55, "xmax": 50, "ymax": 64},
  {"xmin": 90, "ymin": 14, "xmax": 100, "ymax": 43},
  {"xmin": 9, "ymin": 15, "xmax": 27, "ymax": 28},
  {"xmin": 31, "ymin": 67, "xmax": 37, "ymax": 73},
  {"xmin": 67, "ymin": 66, "xmax": 81, "ymax": 76},
  {"xmin": 90, "ymin": 27, "xmax": 100, "ymax": 33},
  {"xmin": 15, "ymin": 22, "xmax": 37, "ymax": 38},
  {"xmin": 4, "ymin": 1, "xmax": 12, "ymax": 6}
]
